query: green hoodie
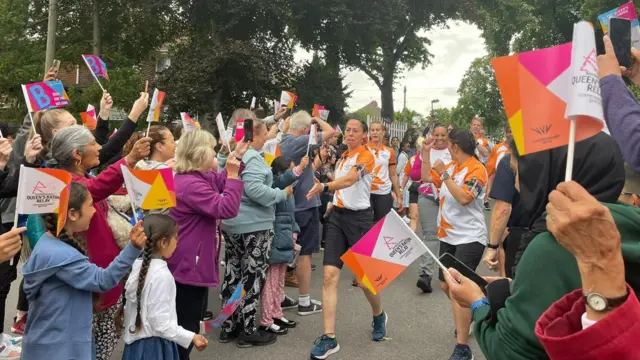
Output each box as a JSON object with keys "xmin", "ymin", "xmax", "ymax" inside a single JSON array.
[{"xmin": 473, "ymin": 202, "xmax": 640, "ymax": 360}]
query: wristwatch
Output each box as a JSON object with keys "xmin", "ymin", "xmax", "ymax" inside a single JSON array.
[
  {"xmin": 487, "ymin": 243, "xmax": 500, "ymax": 250},
  {"xmin": 441, "ymin": 172, "xmax": 450, "ymax": 181},
  {"xmin": 322, "ymin": 183, "xmax": 329, "ymax": 193},
  {"xmin": 584, "ymin": 291, "xmax": 629, "ymax": 312}
]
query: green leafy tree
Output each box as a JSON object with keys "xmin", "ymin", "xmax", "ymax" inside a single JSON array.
[
  {"xmin": 289, "ymin": 0, "xmax": 474, "ymax": 119},
  {"xmin": 292, "ymin": 55, "xmax": 351, "ymax": 125},
  {"xmin": 453, "ymin": 56, "xmax": 506, "ymax": 134}
]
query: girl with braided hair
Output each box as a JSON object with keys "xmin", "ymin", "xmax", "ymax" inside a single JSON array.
[
  {"xmin": 123, "ymin": 214, "xmax": 208, "ymax": 359},
  {"xmin": 20, "ymin": 181, "xmax": 147, "ymax": 360}
]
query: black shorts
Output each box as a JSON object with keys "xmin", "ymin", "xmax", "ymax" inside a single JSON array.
[
  {"xmin": 503, "ymin": 228, "xmax": 527, "ymax": 278},
  {"xmin": 323, "ymin": 207, "xmax": 374, "ymax": 269},
  {"xmin": 295, "ymin": 207, "xmax": 320, "ymax": 256},
  {"xmin": 438, "ymin": 241, "xmax": 486, "ymax": 282},
  {"xmin": 370, "ymin": 193, "xmax": 394, "ymax": 222},
  {"xmin": 408, "ymin": 182, "xmax": 420, "ymax": 204}
]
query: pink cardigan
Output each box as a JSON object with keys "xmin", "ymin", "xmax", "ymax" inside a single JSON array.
[{"xmin": 72, "ymin": 158, "xmax": 127, "ymax": 310}]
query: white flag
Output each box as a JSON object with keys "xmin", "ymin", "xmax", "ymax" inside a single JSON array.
[
  {"xmin": 215, "ymin": 113, "xmax": 229, "ymax": 145},
  {"xmin": 250, "ymin": 97, "xmax": 256, "ymax": 110},
  {"xmin": 564, "ymin": 21, "xmax": 605, "ymax": 123},
  {"xmin": 308, "ymin": 124, "xmax": 318, "ymax": 146}
]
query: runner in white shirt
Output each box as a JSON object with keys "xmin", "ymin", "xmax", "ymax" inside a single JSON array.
[
  {"xmin": 306, "ymin": 119, "xmax": 388, "ymax": 360},
  {"xmin": 420, "ymin": 128, "xmax": 488, "ymax": 360}
]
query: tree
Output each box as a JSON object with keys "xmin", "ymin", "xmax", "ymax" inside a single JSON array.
[
  {"xmin": 393, "ymin": 108, "xmax": 422, "ymax": 124},
  {"xmin": 453, "ymin": 56, "xmax": 506, "ymax": 134},
  {"xmin": 292, "ymin": 55, "xmax": 351, "ymax": 125},
  {"xmin": 289, "ymin": 0, "xmax": 474, "ymax": 119}
]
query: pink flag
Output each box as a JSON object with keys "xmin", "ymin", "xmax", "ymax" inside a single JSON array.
[{"xmin": 82, "ymin": 55, "xmax": 109, "ymax": 80}]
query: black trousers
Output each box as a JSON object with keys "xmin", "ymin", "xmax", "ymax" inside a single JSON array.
[
  {"xmin": 370, "ymin": 193, "xmax": 394, "ymax": 223},
  {"xmin": 175, "ymin": 282, "xmax": 208, "ymax": 360},
  {"xmin": 504, "ymin": 228, "xmax": 528, "ymax": 279}
]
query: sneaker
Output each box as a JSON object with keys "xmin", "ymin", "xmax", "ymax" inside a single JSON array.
[
  {"xmin": 1, "ymin": 334, "xmax": 21, "ymax": 347},
  {"xmin": 402, "ymin": 216, "xmax": 411, "ymax": 224},
  {"xmin": 260, "ymin": 323, "xmax": 288, "ymax": 335},
  {"xmin": 310, "ymin": 334, "xmax": 340, "ymax": 360},
  {"xmin": 0, "ymin": 343, "xmax": 20, "ymax": 359},
  {"xmin": 352, "ymin": 278, "xmax": 359, "ymax": 287},
  {"xmin": 285, "ymin": 272, "xmax": 299, "ymax": 288},
  {"xmin": 219, "ymin": 327, "xmax": 242, "ymax": 343},
  {"xmin": 236, "ymin": 329, "xmax": 277, "ymax": 348},
  {"xmin": 311, "ymin": 264, "xmax": 317, "ymax": 272},
  {"xmin": 371, "ymin": 311, "xmax": 388, "ymax": 341},
  {"xmin": 10, "ymin": 316, "xmax": 26, "ymax": 335},
  {"xmin": 484, "ymin": 201, "xmax": 491, "ymax": 211},
  {"xmin": 298, "ymin": 301, "xmax": 323, "ymax": 316},
  {"xmin": 202, "ymin": 310, "xmax": 213, "ymax": 321},
  {"xmin": 281, "ymin": 295, "xmax": 299, "ymax": 310},
  {"xmin": 273, "ymin": 317, "xmax": 297, "ymax": 328},
  {"xmin": 416, "ymin": 275, "xmax": 433, "ymax": 293},
  {"xmin": 448, "ymin": 344, "xmax": 473, "ymax": 360}
]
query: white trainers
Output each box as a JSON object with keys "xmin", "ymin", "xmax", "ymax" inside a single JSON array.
[
  {"xmin": 402, "ymin": 216, "xmax": 411, "ymax": 224},
  {"xmin": 0, "ymin": 343, "xmax": 21, "ymax": 360}
]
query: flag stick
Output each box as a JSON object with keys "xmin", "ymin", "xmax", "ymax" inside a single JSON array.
[
  {"xmin": 145, "ymin": 122, "xmax": 152, "ymax": 137},
  {"xmin": 144, "ymin": 80, "xmax": 149, "ymax": 93},
  {"xmin": 21, "ymin": 85, "xmax": 38, "ymax": 135},
  {"xmin": 390, "ymin": 209, "xmax": 453, "ymax": 280},
  {"xmin": 82, "ymin": 56, "xmax": 106, "ymax": 92},
  {"xmin": 565, "ymin": 119, "xmax": 576, "ymax": 182},
  {"xmin": 0, "ymin": 129, "xmax": 3, "ymax": 138},
  {"xmin": 28, "ymin": 112, "xmax": 37, "ymax": 134},
  {"xmin": 10, "ymin": 166, "xmax": 26, "ymax": 266}
]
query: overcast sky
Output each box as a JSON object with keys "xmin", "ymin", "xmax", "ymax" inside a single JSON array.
[{"xmin": 295, "ymin": 20, "xmax": 487, "ymax": 115}]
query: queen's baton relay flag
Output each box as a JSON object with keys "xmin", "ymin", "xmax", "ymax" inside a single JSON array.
[
  {"xmin": 200, "ymin": 281, "xmax": 245, "ymax": 334},
  {"xmin": 181, "ymin": 112, "xmax": 201, "ymax": 133},
  {"xmin": 16, "ymin": 166, "xmax": 73, "ymax": 235},
  {"xmin": 22, "ymin": 80, "xmax": 71, "ymax": 112},
  {"xmin": 341, "ymin": 210, "xmax": 428, "ymax": 295},
  {"xmin": 80, "ymin": 104, "xmax": 97, "ymax": 131},
  {"xmin": 279, "ymin": 90, "xmax": 297, "ymax": 109},
  {"xmin": 598, "ymin": 2, "xmax": 640, "ymax": 49},
  {"xmin": 312, "ymin": 104, "xmax": 330, "ymax": 120},
  {"xmin": 146, "ymin": 89, "xmax": 166, "ymax": 123},
  {"xmin": 215, "ymin": 113, "xmax": 229, "ymax": 145},
  {"xmin": 121, "ymin": 166, "xmax": 176, "ymax": 210},
  {"xmin": 492, "ymin": 21, "xmax": 604, "ymax": 155}
]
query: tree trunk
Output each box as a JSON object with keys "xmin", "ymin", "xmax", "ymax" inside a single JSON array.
[
  {"xmin": 44, "ymin": 0, "xmax": 57, "ymax": 73},
  {"xmin": 92, "ymin": 0, "xmax": 102, "ymax": 55},
  {"xmin": 380, "ymin": 75, "xmax": 394, "ymax": 120}
]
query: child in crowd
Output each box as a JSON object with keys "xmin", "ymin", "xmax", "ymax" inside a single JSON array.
[
  {"xmin": 259, "ymin": 155, "xmax": 309, "ymax": 334},
  {"xmin": 123, "ymin": 214, "xmax": 208, "ymax": 359},
  {"xmin": 20, "ymin": 182, "xmax": 147, "ymax": 360}
]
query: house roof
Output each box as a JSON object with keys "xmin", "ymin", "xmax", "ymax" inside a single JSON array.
[{"xmin": 355, "ymin": 100, "xmax": 381, "ymax": 118}]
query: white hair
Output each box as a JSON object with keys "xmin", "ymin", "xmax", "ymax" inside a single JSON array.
[
  {"xmin": 50, "ymin": 125, "xmax": 93, "ymax": 169},
  {"xmin": 289, "ymin": 111, "xmax": 312, "ymax": 132}
]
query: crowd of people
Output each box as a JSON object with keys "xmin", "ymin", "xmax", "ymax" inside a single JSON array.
[{"xmin": 0, "ymin": 34, "xmax": 636, "ymax": 360}]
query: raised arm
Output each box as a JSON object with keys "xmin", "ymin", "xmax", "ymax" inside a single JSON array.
[{"xmin": 56, "ymin": 243, "xmax": 140, "ymax": 292}]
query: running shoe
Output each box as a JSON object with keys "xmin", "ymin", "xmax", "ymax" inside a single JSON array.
[
  {"xmin": 448, "ymin": 344, "xmax": 474, "ymax": 360},
  {"xmin": 310, "ymin": 334, "xmax": 340, "ymax": 360},
  {"xmin": 1, "ymin": 334, "xmax": 21, "ymax": 347},
  {"xmin": 236, "ymin": 329, "xmax": 277, "ymax": 348},
  {"xmin": 371, "ymin": 311, "xmax": 388, "ymax": 341},
  {"xmin": 416, "ymin": 275, "xmax": 433, "ymax": 293}
]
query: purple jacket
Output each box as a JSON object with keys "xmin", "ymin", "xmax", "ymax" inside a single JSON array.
[
  {"xmin": 601, "ymin": 75, "xmax": 640, "ymax": 171},
  {"xmin": 168, "ymin": 170, "xmax": 243, "ymax": 287}
]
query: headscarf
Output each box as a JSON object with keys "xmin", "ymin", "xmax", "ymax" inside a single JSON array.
[{"xmin": 513, "ymin": 132, "xmax": 625, "ymax": 273}]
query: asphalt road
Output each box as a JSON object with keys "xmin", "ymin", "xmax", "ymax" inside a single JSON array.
[{"xmin": 3, "ymin": 214, "xmax": 491, "ymax": 360}]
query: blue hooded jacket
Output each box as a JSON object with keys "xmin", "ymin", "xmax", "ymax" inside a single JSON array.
[{"xmin": 21, "ymin": 234, "xmax": 140, "ymax": 360}]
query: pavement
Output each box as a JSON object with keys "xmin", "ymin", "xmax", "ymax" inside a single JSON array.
[{"xmin": 2, "ymin": 214, "xmax": 491, "ymax": 360}]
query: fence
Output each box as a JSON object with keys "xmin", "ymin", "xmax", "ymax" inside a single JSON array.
[{"xmin": 365, "ymin": 115, "xmax": 409, "ymax": 141}]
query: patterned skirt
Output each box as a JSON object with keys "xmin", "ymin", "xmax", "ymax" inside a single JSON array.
[{"xmin": 122, "ymin": 337, "xmax": 180, "ymax": 360}]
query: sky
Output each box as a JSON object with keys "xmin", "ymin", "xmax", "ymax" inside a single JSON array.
[{"xmin": 294, "ymin": 20, "xmax": 487, "ymax": 115}]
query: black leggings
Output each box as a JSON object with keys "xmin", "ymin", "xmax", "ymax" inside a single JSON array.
[
  {"xmin": 0, "ymin": 252, "xmax": 20, "ymax": 333},
  {"xmin": 370, "ymin": 193, "xmax": 394, "ymax": 223},
  {"xmin": 175, "ymin": 282, "xmax": 207, "ymax": 360}
]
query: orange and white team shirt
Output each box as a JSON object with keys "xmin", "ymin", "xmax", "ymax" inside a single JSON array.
[
  {"xmin": 333, "ymin": 146, "xmax": 375, "ymax": 211},
  {"xmin": 366, "ymin": 144, "xmax": 396, "ymax": 195},
  {"xmin": 431, "ymin": 157, "xmax": 488, "ymax": 246},
  {"xmin": 486, "ymin": 142, "xmax": 510, "ymax": 178},
  {"xmin": 403, "ymin": 155, "xmax": 416, "ymax": 180}
]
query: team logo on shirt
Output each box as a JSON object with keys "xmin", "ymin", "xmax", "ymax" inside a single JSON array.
[{"xmin": 466, "ymin": 178, "xmax": 483, "ymax": 197}]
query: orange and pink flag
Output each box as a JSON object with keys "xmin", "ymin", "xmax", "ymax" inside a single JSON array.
[
  {"xmin": 492, "ymin": 21, "xmax": 604, "ymax": 155},
  {"xmin": 181, "ymin": 112, "xmax": 201, "ymax": 133},
  {"xmin": 312, "ymin": 104, "xmax": 329, "ymax": 120},
  {"xmin": 80, "ymin": 104, "xmax": 97, "ymax": 131},
  {"xmin": 341, "ymin": 210, "xmax": 428, "ymax": 294},
  {"xmin": 121, "ymin": 166, "xmax": 176, "ymax": 210}
]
